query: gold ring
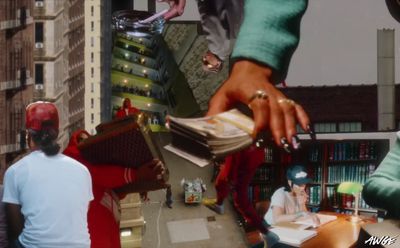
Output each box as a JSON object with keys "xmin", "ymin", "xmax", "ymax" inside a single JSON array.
[
  {"xmin": 248, "ymin": 90, "xmax": 268, "ymax": 109},
  {"xmin": 248, "ymin": 90, "xmax": 268, "ymax": 104},
  {"xmin": 277, "ymin": 98, "xmax": 295, "ymax": 106}
]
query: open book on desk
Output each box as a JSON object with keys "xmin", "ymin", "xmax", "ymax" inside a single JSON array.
[
  {"xmin": 294, "ymin": 214, "xmax": 338, "ymax": 228},
  {"xmin": 165, "ymin": 109, "xmax": 254, "ymax": 166},
  {"xmin": 269, "ymin": 227, "xmax": 317, "ymax": 247}
]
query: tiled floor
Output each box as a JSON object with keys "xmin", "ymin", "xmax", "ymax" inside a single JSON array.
[{"xmin": 141, "ymin": 133, "xmax": 251, "ymax": 248}]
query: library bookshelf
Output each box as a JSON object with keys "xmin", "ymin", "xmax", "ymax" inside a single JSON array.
[
  {"xmin": 282, "ymin": 132, "xmax": 396, "ymax": 214},
  {"xmin": 248, "ymin": 145, "xmax": 280, "ymax": 205},
  {"xmin": 233, "ymin": 132, "xmax": 396, "ymax": 233}
]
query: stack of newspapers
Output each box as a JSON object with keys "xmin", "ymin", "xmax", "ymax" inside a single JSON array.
[{"xmin": 165, "ymin": 109, "xmax": 254, "ymax": 166}]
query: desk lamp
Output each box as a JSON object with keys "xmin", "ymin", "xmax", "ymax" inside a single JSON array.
[{"xmin": 337, "ymin": 182, "xmax": 363, "ymax": 222}]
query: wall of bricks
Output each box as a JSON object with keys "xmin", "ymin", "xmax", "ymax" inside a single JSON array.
[{"xmin": 0, "ymin": 0, "xmax": 34, "ymax": 182}]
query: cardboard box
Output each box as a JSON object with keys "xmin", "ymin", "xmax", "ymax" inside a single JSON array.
[
  {"xmin": 121, "ymin": 226, "xmax": 143, "ymax": 248},
  {"xmin": 184, "ymin": 191, "xmax": 202, "ymax": 204}
]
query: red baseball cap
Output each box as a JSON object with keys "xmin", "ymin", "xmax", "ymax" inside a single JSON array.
[{"xmin": 26, "ymin": 101, "xmax": 59, "ymax": 131}]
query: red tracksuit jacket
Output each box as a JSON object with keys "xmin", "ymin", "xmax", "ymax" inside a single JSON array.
[{"xmin": 64, "ymin": 130, "xmax": 137, "ymax": 248}]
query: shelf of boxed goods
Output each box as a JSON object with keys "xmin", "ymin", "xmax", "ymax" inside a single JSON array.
[{"xmin": 120, "ymin": 193, "xmax": 145, "ymax": 248}]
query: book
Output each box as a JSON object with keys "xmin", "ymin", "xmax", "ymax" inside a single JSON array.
[
  {"xmin": 294, "ymin": 214, "xmax": 338, "ymax": 228},
  {"xmin": 269, "ymin": 227, "xmax": 317, "ymax": 247},
  {"xmin": 166, "ymin": 109, "xmax": 254, "ymax": 164},
  {"xmin": 273, "ymin": 222, "xmax": 310, "ymax": 230}
]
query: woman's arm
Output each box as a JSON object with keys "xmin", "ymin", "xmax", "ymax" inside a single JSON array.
[
  {"xmin": 5, "ymin": 203, "xmax": 24, "ymax": 241},
  {"xmin": 362, "ymin": 136, "xmax": 400, "ymax": 218},
  {"xmin": 232, "ymin": 0, "xmax": 308, "ymax": 84},
  {"xmin": 272, "ymin": 205, "xmax": 302, "ymax": 223}
]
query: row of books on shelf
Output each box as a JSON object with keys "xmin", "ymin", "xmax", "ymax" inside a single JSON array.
[
  {"xmin": 327, "ymin": 163, "xmax": 376, "ymax": 184},
  {"xmin": 308, "ymin": 145, "xmax": 322, "ymax": 162},
  {"xmin": 264, "ymin": 147, "xmax": 274, "ymax": 163},
  {"xmin": 307, "ymin": 185, "xmax": 321, "ymax": 205},
  {"xmin": 253, "ymin": 166, "xmax": 275, "ymax": 181},
  {"xmin": 326, "ymin": 186, "xmax": 372, "ymax": 210},
  {"xmin": 309, "ymin": 165, "xmax": 322, "ymax": 183},
  {"xmin": 328, "ymin": 141, "xmax": 378, "ymax": 161},
  {"xmin": 248, "ymin": 185, "xmax": 275, "ymax": 203}
]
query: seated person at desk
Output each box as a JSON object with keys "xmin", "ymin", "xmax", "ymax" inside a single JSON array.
[
  {"xmin": 363, "ymin": 131, "xmax": 400, "ymax": 219},
  {"xmin": 264, "ymin": 165, "xmax": 320, "ymax": 226}
]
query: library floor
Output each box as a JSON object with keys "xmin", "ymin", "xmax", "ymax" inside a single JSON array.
[{"xmin": 141, "ymin": 133, "xmax": 252, "ymax": 248}]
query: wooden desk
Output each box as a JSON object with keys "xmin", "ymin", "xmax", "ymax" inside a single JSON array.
[
  {"xmin": 246, "ymin": 212, "xmax": 376, "ymax": 248},
  {"xmin": 357, "ymin": 219, "xmax": 400, "ymax": 248}
]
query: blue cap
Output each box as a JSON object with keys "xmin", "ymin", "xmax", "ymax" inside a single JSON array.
[{"xmin": 286, "ymin": 165, "xmax": 312, "ymax": 185}]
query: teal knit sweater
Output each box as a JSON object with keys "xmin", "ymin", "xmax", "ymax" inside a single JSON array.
[
  {"xmin": 363, "ymin": 133, "xmax": 400, "ymax": 219},
  {"xmin": 232, "ymin": 0, "xmax": 308, "ymax": 84}
]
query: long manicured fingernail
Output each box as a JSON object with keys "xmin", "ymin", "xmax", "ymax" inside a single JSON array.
[
  {"xmin": 280, "ymin": 137, "xmax": 291, "ymax": 153},
  {"xmin": 292, "ymin": 135, "xmax": 301, "ymax": 150},
  {"xmin": 307, "ymin": 124, "xmax": 316, "ymax": 140}
]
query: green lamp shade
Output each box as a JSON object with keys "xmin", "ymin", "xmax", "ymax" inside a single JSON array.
[{"xmin": 337, "ymin": 182, "xmax": 363, "ymax": 195}]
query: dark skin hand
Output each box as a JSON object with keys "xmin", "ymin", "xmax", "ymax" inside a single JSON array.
[
  {"xmin": 5, "ymin": 203, "xmax": 24, "ymax": 241},
  {"xmin": 207, "ymin": 60, "xmax": 314, "ymax": 150},
  {"xmin": 136, "ymin": 159, "xmax": 165, "ymax": 182}
]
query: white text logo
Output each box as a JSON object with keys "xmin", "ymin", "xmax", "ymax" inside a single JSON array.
[{"xmin": 365, "ymin": 235, "xmax": 398, "ymax": 246}]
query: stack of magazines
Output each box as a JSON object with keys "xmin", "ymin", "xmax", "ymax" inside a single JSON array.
[{"xmin": 165, "ymin": 109, "xmax": 254, "ymax": 166}]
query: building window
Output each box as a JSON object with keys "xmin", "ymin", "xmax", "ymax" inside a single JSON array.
[
  {"xmin": 90, "ymin": 37, "xmax": 94, "ymax": 47},
  {"xmin": 91, "ymin": 67, "xmax": 94, "ymax": 78},
  {"xmin": 91, "ymin": 6, "xmax": 94, "ymax": 16},
  {"xmin": 91, "ymin": 52, "xmax": 94, "ymax": 63},
  {"xmin": 91, "ymin": 83, "xmax": 94, "ymax": 93},
  {"xmin": 91, "ymin": 21, "xmax": 94, "ymax": 32},
  {"xmin": 35, "ymin": 0, "xmax": 44, "ymax": 7},
  {"xmin": 338, "ymin": 122, "xmax": 362, "ymax": 132},
  {"xmin": 35, "ymin": 22, "xmax": 44, "ymax": 43},
  {"xmin": 91, "ymin": 113, "xmax": 94, "ymax": 124},
  {"xmin": 91, "ymin": 98, "xmax": 94, "ymax": 109},
  {"xmin": 314, "ymin": 123, "xmax": 337, "ymax": 133},
  {"xmin": 35, "ymin": 64, "xmax": 44, "ymax": 85}
]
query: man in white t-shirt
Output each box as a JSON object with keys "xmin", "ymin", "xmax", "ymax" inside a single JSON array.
[
  {"xmin": 264, "ymin": 165, "xmax": 320, "ymax": 226},
  {"xmin": 2, "ymin": 102, "xmax": 93, "ymax": 248}
]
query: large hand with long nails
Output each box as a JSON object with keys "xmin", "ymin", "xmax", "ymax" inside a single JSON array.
[
  {"xmin": 158, "ymin": 0, "xmax": 186, "ymax": 20},
  {"xmin": 207, "ymin": 60, "xmax": 315, "ymax": 151}
]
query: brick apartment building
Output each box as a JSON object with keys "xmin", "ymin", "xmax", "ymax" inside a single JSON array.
[
  {"xmin": 0, "ymin": 0, "xmax": 34, "ymax": 182},
  {"xmin": 33, "ymin": 0, "xmax": 86, "ymax": 148},
  {"xmin": 67, "ymin": 0, "xmax": 85, "ymax": 133},
  {"xmin": 282, "ymin": 84, "xmax": 399, "ymax": 133}
]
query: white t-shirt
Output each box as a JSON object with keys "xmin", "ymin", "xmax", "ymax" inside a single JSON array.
[
  {"xmin": 264, "ymin": 187, "xmax": 302, "ymax": 225},
  {"xmin": 2, "ymin": 151, "xmax": 93, "ymax": 248}
]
